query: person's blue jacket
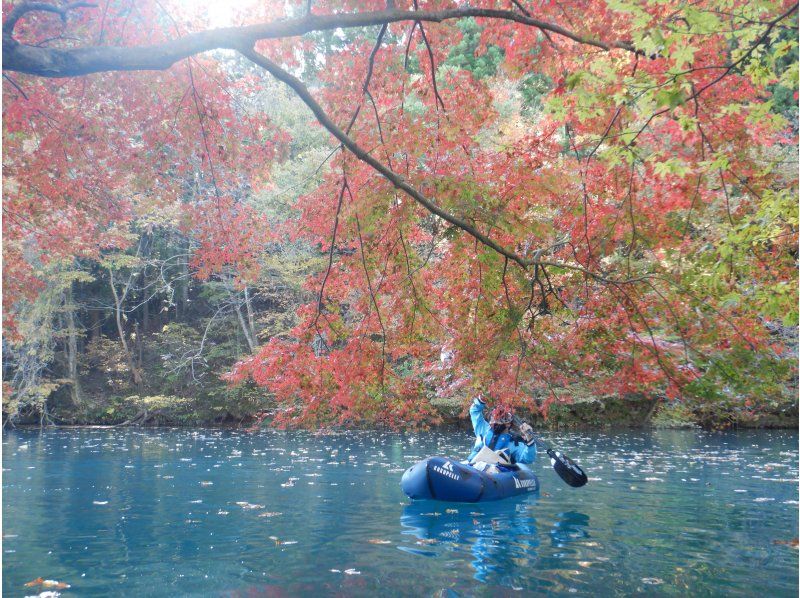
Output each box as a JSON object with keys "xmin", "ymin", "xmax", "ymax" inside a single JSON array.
[{"xmin": 467, "ymin": 397, "xmax": 536, "ymax": 464}]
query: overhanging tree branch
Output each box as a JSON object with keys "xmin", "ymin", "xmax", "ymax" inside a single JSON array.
[
  {"xmin": 3, "ymin": 1, "xmax": 96, "ymax": 36},
  {"xmin": 3, "ymin": 2, "xmax": 712, "ymax": 286},
  {"xmin": 238, "ymin": 46, "xmax": 532, "ymax": 265},
  {"xmin": 3, "ymin": 6, "xmax": 637, "ymax": 77},
  {"xmin": 239, "ymin": 45, "xmax": 650, "ymax": 285}
]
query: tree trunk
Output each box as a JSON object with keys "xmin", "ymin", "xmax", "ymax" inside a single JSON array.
[
  {"xmin": 142, "ymin": 297, "xmax": 150, "ymax": 334},
  {"xmin": 90, "ymin": 308, "xmax": 100, "ymax": 342},
  {"xmin": 134, "ymin": 321, "xmax": 143, "ymax": 371},
  {"xmin": 244, "ymin": 286, "xmax": 257, "ymax": 347},
  {"xmin": 64, "ymin": 286, "xmax": 82, "ymax": 406},
  {"xmin": 225, "ymin": 278, "xmax": 257, "ymax": 353},
  {"xmin": 235, "ymin": 302, "xmax": 258, "ymax": 353},
  {"xmin": 109, "ymin": 268, "xmax": 142, "ymax": 388},
  {"xmin": 180, "ymin": 238, "xmax": 189, "ymax": 320}
]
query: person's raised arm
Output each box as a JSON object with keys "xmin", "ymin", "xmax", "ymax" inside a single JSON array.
[{"xmin": 469, "ymin": 395, "xmax": 490, "ymax": 437}]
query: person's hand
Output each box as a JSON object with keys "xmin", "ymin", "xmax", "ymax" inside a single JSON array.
[{"xmin": 518, "ymin": 422, "xmax": 535, "ymax": 445}]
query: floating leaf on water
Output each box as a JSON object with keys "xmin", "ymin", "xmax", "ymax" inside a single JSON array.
[
  {"xmin": 24, "ymin": 579, "xmax": 70, "ymax": 590},
  {"xmin": 773, "ymin": 538, "xmax": 799, "ymax": 547},
  {"xmin": 42, "ymin": 581, "xmax": 70, "ymax": 590}
]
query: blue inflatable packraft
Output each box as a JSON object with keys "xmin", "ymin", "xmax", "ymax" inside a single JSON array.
[{"xmin": 401, "ymin": 456, "xmax": 539, "ymax": 502}]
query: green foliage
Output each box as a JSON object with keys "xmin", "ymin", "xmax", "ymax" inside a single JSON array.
[
  {"xmin": 651, "ymin": 401, "xmax": 700, "ymax": 428},
  {"xmin": 519, "ymin": 73, "xmax": 553, "ymax": 115},
  {"xmin": 3, "ymin": 259, "xmax": 91, "ymax": 420},
  {"xmin": 445, "ymin": 18, "xmax": 505, "ymax": 79},
  {"xmin": 684, "ymin": 346, "xmax": 794, "ymax": 408},
  {"xmin": 404, "ymin": 53, "xmax": 421, "ymax": 75},
  {"xmin": 82, "ymin": 337, "xmax": 131, "ymax": 392}
]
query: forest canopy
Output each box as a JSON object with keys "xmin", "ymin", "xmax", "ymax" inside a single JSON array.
[{"xmin": 2, "ymin": 0, "xmax": 797, "ymax": 427}]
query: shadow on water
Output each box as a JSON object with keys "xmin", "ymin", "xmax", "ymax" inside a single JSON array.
[{"xmin": 399, "ymin": 499, "xmax": 590, "ymax": 587}]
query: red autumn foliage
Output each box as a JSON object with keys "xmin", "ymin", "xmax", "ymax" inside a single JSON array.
[{"xmin": 3, "ymin": 0, "xmax": 797, "ymax": 427}]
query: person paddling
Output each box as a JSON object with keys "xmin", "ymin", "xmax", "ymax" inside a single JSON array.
[{"xmin": 467, "ymin": 395, "xmax": 537, "ymax": 467}]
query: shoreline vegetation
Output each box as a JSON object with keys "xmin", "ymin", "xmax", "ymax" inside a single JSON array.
[{"xmin": 5, "ymin": 393, "xmax": 797, "ymax": 431}]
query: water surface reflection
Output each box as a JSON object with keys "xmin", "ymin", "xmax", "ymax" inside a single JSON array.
[{"xmin": 401, "ymin": 500, "xmax": 591, "ymax": 589}]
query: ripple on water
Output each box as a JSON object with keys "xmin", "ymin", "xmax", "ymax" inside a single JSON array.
[{"xmin": 2, "ymin": 428, "xmax": 798, "ymax": 596}]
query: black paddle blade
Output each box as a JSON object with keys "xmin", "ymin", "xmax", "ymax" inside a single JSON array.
[{"xmin": 547, "ymin": 449, "xmax": 588, "ymax": 488}]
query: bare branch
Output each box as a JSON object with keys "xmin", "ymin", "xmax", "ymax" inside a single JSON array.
[
  {"xmin": 355, "ymin": 214, "xmax": 387, "ymax": 384},
  {"xmin": 312, "ymin": 175, "xmax": 347, "ymax": 347},
  {"xmin": 4, "ymin": 7, "xmax": 638, "ymax": 77},
  {"xmin": 415, "ymin": 20, "xmax": 445, "ymax": 111},
  {"xmin": 3, "ymin": 2, "xmax": 96, "ymax": 36},
  {"xmin": 2, "ymin": 72, "xmax": 28, "ymax": 98},
  {"xmin": 363, "ymin": 23, "xmax": 387, "ymax": 94}
]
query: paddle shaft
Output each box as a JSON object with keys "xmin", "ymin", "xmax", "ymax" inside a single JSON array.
[{"xmin": 511, "ymin": 415, "xmax": 588, "ymax": 487}]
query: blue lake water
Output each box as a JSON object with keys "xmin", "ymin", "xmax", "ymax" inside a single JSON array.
[{"xmin": 3, "ymin": 428, "xmax": 798, "ymax": 596}]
